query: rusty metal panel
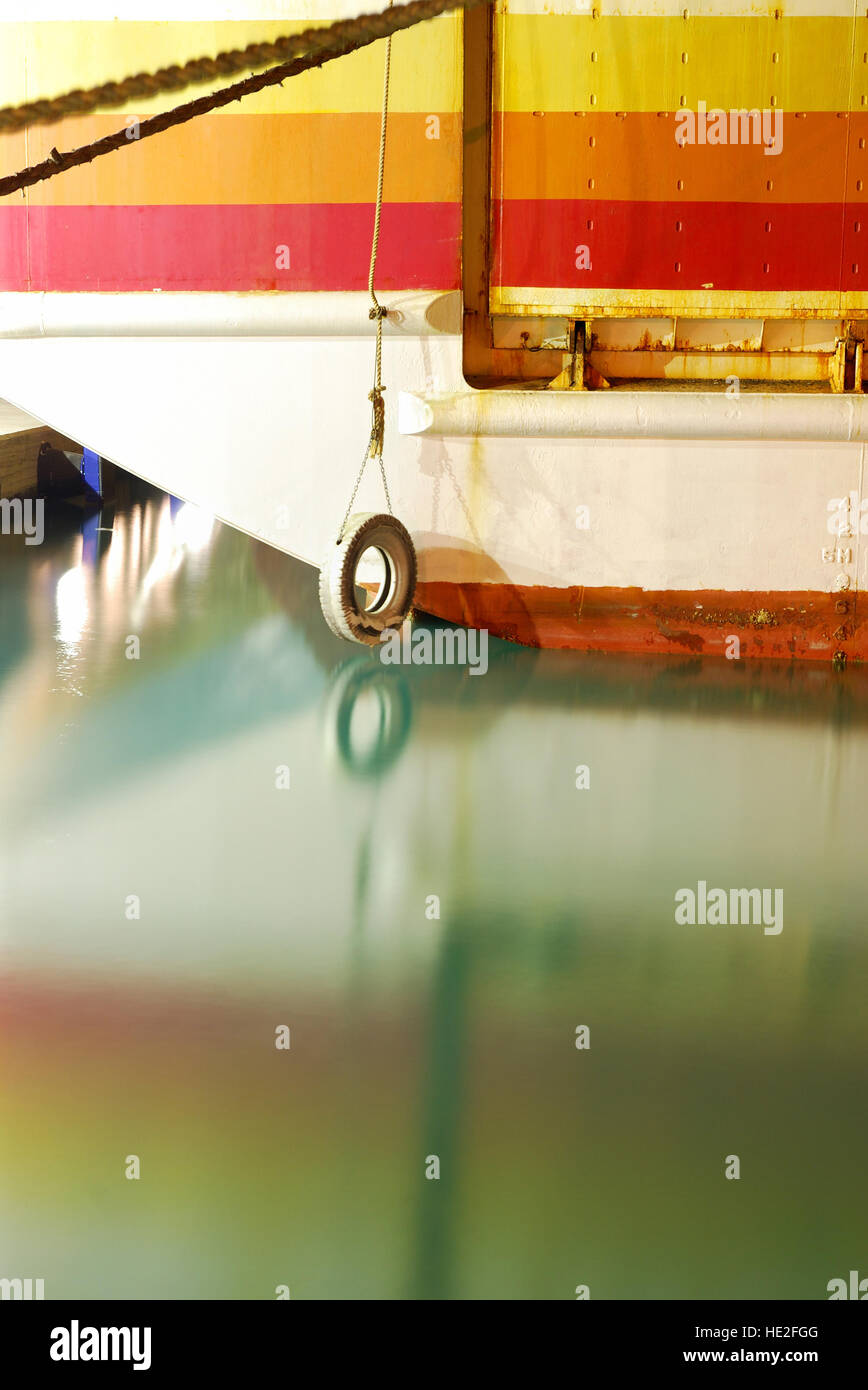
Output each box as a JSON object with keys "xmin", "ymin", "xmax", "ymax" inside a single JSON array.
[
  {"xmin": 590, "ymin": 317, "xmax": 675, "ymax": 350},
  {"xmin": 587, "ymin": 349, "xmax": 841, "ymax": 384},
  {"xmin": 673, "ymin": 319, "xmax": 763, "ymax": 352}
]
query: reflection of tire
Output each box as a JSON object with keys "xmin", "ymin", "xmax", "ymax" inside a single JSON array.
[
  {"xmin": 319, "ymin": 512, "xmax": 416, "ymax": 646},
  {"xmin": 323, "ymin": 657, "xmax": 413, "ymax": 778}
]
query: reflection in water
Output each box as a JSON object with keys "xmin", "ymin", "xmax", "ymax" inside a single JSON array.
[
  {"xmin": 56, "ymin": 564, "xmax": 88, "ymax": 651},
  {"xmin": 1, "ymin": 482, "xmax": 867, "ymax": 1300},
  {"xmin": 323, "ymin": 660, "xmax": 413, "ymax": 778}
]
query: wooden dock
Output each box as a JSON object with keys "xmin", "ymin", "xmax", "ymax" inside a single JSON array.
[{"xmin": 0, "ymin": 400, "xmax": 81, "ymax": 498}]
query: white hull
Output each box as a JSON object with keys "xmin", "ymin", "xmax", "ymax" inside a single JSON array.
[{"xmin": 0, "ymin": 290, "xmax": 865, "ymax": 659}]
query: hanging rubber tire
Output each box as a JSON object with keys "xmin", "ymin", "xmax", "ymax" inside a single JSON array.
[{"xmin": 319, "ymin": 511, "xmax": 417, "ymax": 646}]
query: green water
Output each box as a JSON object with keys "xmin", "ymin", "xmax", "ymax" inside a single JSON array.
[{"xmin": 1, "ymin": 485, "xmax": 866, "ymax": 1301}]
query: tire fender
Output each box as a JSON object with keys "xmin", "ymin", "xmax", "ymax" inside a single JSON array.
[{"xmin": 319, "ymin": 511, "xmax": 417, "ymax": 646}]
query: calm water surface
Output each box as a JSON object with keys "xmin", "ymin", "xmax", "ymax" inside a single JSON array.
[{"xmin": 1, "ymin": 485, "xmax": 866, "ymax": 1300}]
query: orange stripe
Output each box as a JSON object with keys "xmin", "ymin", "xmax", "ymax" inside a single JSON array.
[
  {"xmin": 495, "ymin": 112, "xmax": 868, "ymax": 204},
  {"xmin": 0, "ymin": 133, "xmax": 27, "ymax": 200},
  {"xmin": 0, "ymin": 113, "xmax": 460, "ymax": 207},
  {"xmin": 416, "ymin": 582, "xmax": 856, "ymax": 663}
]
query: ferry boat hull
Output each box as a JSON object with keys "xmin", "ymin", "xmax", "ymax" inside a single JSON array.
[
  {"xmin": 1, "ymin": 3, "xmax": 867, "ymax": 664},
  {"xmin": 0, "ymin": 291, "xmax": 864, "ymax": 662}
]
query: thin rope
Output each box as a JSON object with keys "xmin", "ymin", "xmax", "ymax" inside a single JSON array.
[{"xmin": 338, "ymin": 2, "xmax": 395, "ymax": 543}]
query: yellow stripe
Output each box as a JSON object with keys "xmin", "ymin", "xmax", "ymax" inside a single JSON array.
[
  {"xmin": 0, "ymin": 17, "xmax": 462, "ymax": 116},
  {"xmin": 496, "ymin": 16, "xmax": 861, "ymax": 113},
  {"xmin": 492, "ymin": 286, "xmax": 857, "ymax": 316}
]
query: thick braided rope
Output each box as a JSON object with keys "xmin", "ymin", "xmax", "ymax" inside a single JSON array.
[
  {"xmin": 0, "ymin": 0, "xmax": 487, "ymax": 200},
  {"xmin": 0, "ymin": 0, "xmax": 478, "ymax": 135}
]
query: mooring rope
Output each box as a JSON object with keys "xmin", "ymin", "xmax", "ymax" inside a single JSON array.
[
  {"xmin": 0, "ymin": 0, "xmax": 488, "ymax": 198},
  {"xmin": 338, "ymin": 0, "xmax": 395, "ymax": 542}
]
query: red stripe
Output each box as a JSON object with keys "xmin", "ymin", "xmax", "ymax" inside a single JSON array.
[
  {"xmin": 8, "ymin": 199, "xmax": 864, "ymax": 296},
  {"xmin": 494, "ymin": 200, "xmax": 865, "ymax": 292},
  {"xmin": 0, "ymin": 203, "xmax": 460, "ymax": 292},
  {"xmin": 0, "ymin": 208, "xmax": 29, "ymax": 290}
]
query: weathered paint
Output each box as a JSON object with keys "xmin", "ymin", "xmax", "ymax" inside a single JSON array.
[
  {"xmin": 397, "ymin": 381, "xmax": 868, "ymax": 439},
  {"xmin": 415, "ymin": 582, "xmax": 863, "ymax": 663},
  {"xmin": 493, "ymin": 287, "xmax": 857, "ymax": 316},
  {"xmin": 586, "ymin": 350, "xmax": 840, "ymax": 383}
]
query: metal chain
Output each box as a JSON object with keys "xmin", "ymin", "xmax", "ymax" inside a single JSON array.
[{"xmin": 338, "ymin": 5, "xmax": 395, "ymax": 543}]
